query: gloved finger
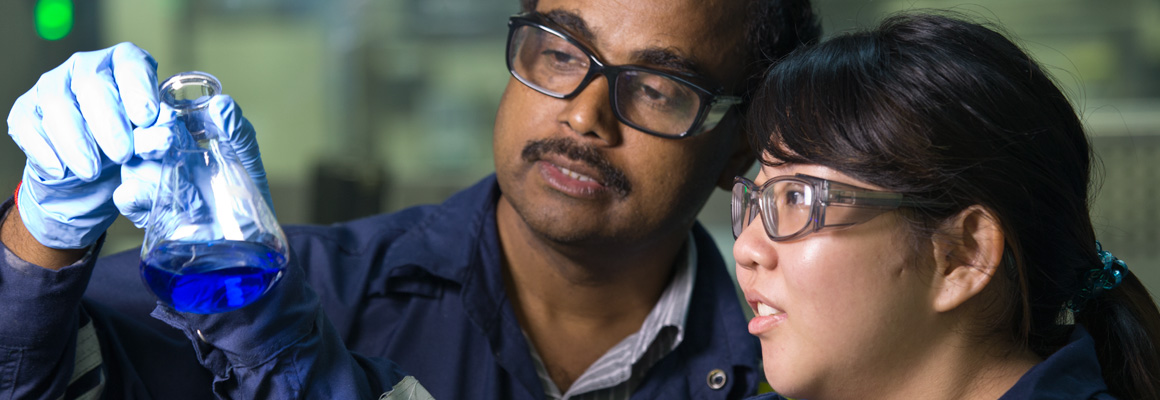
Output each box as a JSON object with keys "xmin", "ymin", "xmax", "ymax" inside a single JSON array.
[
  {"xmin": 109, "ymin": 42, "xmax": 160, "ymax": 129},
  {"xmin": 132, "ymin": 103, "xmax": 178, "ymax": 161},
  {"xmin": 72, "ymin": 46, "xmax": 135, "ymax": 164},
  {"xmin": 208, "ymin": 95, "xmax": 265, "ymax": 180},
  {"xmin": 7, "ymin": 87, "xmax": 64, "ymax": 180},
  {"xmin": 208, "ymin": 95, "xmax": 254, "ymax": 149},
  {"xmin": 37, "ymin": 55, "xmax": 103, "ymax": 181},
  {"xmin": 114, "ymin": 157, "xmax": 162, "ymax": 228},
  {"xmin": 207, "ymin": 95, "xmax": 272, "ymax": 209}
]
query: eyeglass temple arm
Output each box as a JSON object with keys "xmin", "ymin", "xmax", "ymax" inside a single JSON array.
[{"xmin": 817, "ymin": 187, "xmax": 908, "ymax": 229}]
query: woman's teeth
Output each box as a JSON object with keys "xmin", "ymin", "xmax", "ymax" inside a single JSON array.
[{"xmin": 757, "ymin": 302, "xmax": 783, "ymax": 317}]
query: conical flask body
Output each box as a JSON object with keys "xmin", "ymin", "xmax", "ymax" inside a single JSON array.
[{"xmin": 141, "ymin": 72, "xmax": 288, "ymax": 314}]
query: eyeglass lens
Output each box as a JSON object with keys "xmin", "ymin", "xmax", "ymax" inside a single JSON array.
[
  {"xmin": 508, "ymin": 24, "xmax": 703, "ymax": 136},
  {"xmin": 731, "ymin": 179, "xmax": 815, "ymax": 239}
]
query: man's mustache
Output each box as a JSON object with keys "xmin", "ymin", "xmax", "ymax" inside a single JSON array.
[{"xmin": 520, "ymin": 138, "xmax": 632, "ymax": 197}]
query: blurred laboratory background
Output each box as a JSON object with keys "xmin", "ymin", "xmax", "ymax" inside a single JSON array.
[{"xmin": 1, "ymin": 0, "xmax": 1158, "ymax": 299}]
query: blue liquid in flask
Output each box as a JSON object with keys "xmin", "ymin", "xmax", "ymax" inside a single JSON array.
[{"xmin": 141, "ymin": 241, "xmax": 286, "ymax": 314}]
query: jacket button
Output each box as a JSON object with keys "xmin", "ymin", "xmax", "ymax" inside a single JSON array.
[{"xmin": 707, "ymin": 369, "xmax": 727, "ymax": 390}]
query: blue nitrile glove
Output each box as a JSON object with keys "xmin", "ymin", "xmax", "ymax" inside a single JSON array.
[
  {"xmin": 6, "ymin": 42, "xmax": 159, "ymax": 249},
  {"xmin": 114, "ymin": 95, "xmax": 273, "ymax": 228}
]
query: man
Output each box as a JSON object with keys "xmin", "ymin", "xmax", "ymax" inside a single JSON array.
[{"xmin": 0, "ymin": 0, "xmax": 820, "ymax": 398}]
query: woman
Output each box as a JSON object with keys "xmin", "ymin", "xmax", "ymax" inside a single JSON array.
[{"xmin": 732, "ymin": 12, "xmax": 1160, "ymax": 399}]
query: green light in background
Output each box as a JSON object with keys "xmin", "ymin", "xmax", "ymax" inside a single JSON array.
[{"xmin": 35, "ymin": 0, "xmax": 74, "ymax": 41}]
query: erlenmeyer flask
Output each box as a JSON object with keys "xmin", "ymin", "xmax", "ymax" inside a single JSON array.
[{"xmin": 140, "ymin": 71, "xmax": 288, "ymax": 314}]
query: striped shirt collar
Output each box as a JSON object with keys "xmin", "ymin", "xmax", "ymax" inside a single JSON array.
[{"xmin": 530, "ymin": 232, "xmax": 698, "ymax": 399}]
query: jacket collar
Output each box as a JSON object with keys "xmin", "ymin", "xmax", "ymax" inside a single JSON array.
[
  {"xmin": 681, "ymin": 223, "xmax": 762, "ymax": 395},
  {"xmin": 377, "ymin": 174, "xmax": 760, "ymax": 396},
  {"xmin": 998, "ymin": 325, "xmax": 1111, "ymax": 399}
]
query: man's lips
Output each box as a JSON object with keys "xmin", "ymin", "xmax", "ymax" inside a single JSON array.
[
  {"xmin": 556, "ymin": 165, "xmax": 598, "ymax": 183},
  {"xmin": 521, "ymin": 138, "xmax": 631, "ymax": 197},
  {"xmin": 537, "ymin": 160, "xmax": 609, "ymax": 198},
  {"xmin": 539, "ymin": 154, "xmax": 604, "ymax": 185}
]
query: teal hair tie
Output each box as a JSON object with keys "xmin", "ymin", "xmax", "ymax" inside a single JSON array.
[
  {"xmin": 1093, "ymin": 242, "xmax": 1126, "ymax": 290},
  {"xmin": 1067, "ymin": 241, "xmax": 1128, "ymax": 312}
]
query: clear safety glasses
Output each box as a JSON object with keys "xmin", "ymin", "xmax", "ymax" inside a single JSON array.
[
  {"xmin": 505, "ymin": 13, "xmax": 742, "ymax": 139},
  {"xmin": 732, "ymin": 174, "xmax": 932, "ymax": 241}
]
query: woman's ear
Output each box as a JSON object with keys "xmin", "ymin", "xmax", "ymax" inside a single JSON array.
[{"xmin": 930, "ymin": 205, "xmax": 1006, "ymax": 313}]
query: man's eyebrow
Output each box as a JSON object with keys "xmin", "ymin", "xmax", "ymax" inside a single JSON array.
[
  {"xmin": 632, "ymin": 48, "xmax": 704, "ymax": 78},
  {"xmin": 540, "ymin": 9, "xmax": 708, "ymax": 81},
  {"xmin": 542, "ymin": 9, "xmax": 595, "ymax": 44}
]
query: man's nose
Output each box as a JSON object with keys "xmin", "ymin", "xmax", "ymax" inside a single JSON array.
[{"xmin": 556, "ymin": 76, "xmax": 621, "ymax": 146}]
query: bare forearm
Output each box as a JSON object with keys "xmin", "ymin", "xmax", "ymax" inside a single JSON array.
[{"xmin": 1, "ymin": 206, "xmax": 88, "ymax": 270}]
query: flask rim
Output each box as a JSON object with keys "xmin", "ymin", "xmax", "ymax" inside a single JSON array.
[{"xmin": 160, "ymin": 71, "xmax": 222, "ymax": 111}]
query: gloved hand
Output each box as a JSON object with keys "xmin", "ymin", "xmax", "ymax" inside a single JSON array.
[
  {"xmin": 7, "ymin": 42, "xmax": 159, "ymax": 249},
  {"xmin": 114, "ymin": 95, "xmax": 272, "ymax": 228}
]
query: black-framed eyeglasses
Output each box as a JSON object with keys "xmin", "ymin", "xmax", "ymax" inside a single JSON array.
[
  {"xmin": 506, "ymin": 13, "xmax": 742, "ymax": 139},
  {"xmin": 732, "ymin": 174, "xmax": 935, "ymax": 241}
]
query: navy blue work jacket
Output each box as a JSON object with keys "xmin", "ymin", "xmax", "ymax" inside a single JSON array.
[
  {"xmin": 997, "ymin": 326, "xmax": 1117, "ymax": 400},
  {"xmin": 81, "ymin": 174, "xmax": 761, "ymax": 399},
  {"xmin": 749, "ymin": 326, "xmax": 1116, "ymax": 400}
]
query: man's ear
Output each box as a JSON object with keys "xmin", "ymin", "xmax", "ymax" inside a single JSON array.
[
  {"xmin": 930, "ymin": 205, "xmax": 1006, "ymax": 313},
  {"xmin": 716, "ymin": 112, "xmax": 757, "ymax": 191}
]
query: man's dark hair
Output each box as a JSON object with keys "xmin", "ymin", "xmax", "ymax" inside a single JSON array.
[{"xmin": 518, "ymin": 0, "xmax": 822, "ymax": 110}]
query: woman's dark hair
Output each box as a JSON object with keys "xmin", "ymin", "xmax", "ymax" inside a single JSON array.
[{"xmin": 747, "ymin": 12, "xmax": 1160, "ymax": 398}]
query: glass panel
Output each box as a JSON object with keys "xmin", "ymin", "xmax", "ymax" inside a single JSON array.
[
  {"xmin": 511, "ymin": 25, "xmax": 587, "ymax": 95},
  {"xmin": 615, "ymin": 70, "xmax": 700, "ymax": 135},
  {"xmin": 769, "ymin": 180, "xmax": 813, "ymax": 237}
]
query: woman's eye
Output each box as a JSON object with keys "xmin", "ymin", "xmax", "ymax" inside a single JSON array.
[{"xmin": 782, "ymin": 190, "xmax": 808, "ymax": 206}]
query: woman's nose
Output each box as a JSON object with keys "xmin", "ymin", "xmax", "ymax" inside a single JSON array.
[{"xmin": 733, "ymin": 213, "xmax": 777, "ymax": 272}]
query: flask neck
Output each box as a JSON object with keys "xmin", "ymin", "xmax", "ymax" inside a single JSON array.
[
  {"xmin": 159, "ymin": 71, "xmax": 224, "ymax": 147},
  {"xmin": 175, "ymin": 107, "xmax": 215, "ymax": 144}
]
